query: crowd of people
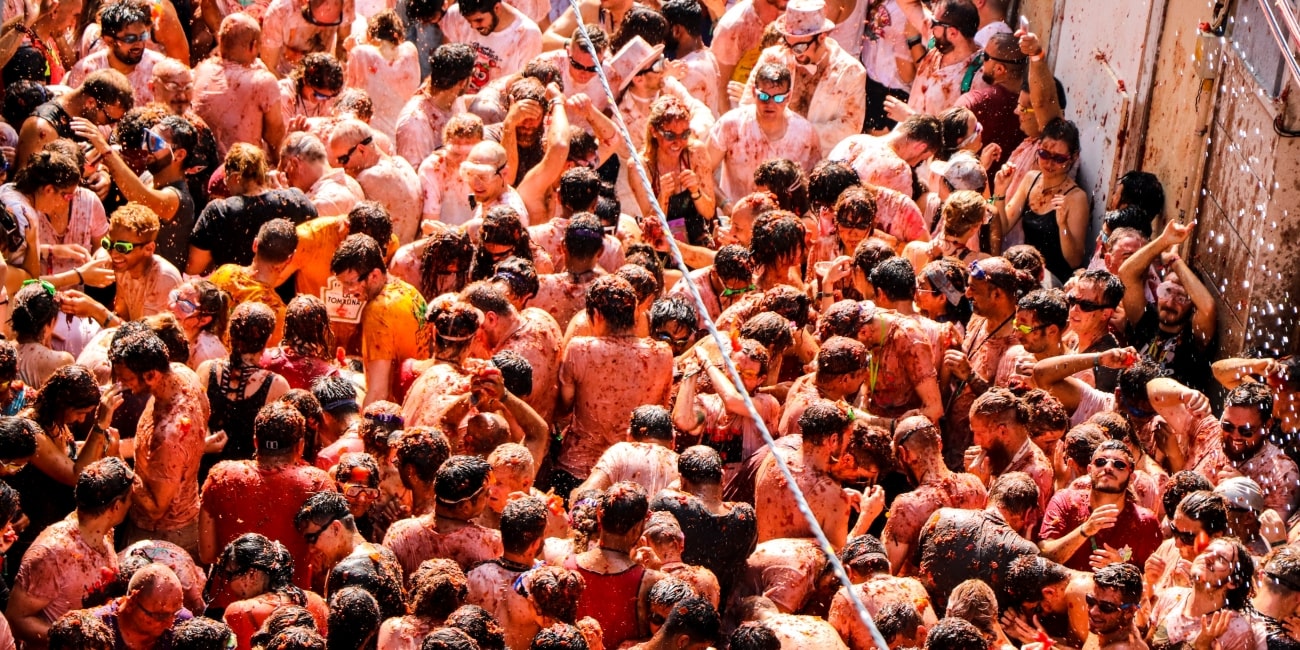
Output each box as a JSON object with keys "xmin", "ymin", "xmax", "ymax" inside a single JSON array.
[{"xmin": 0, "ymin": 0, "xmax": 1288, "ymax": 646}]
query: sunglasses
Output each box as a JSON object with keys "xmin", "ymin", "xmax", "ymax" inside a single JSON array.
[
  {"xmin": 101, "ymin": 236, "xmax": 141, "ymax": 254},
  {"xmin": 337, "ymin": 136, "xmax": 373, "ymax": 166},
  {"xmin": 1220, "ymin": 420, "xmax": 1263, "ymax": 438},
  {"xmin": 157, "ymin": 79, "xmax": 194, "ymax": 94},
  {"xmin": 931, "ymin": 19, "xmax": 954, "ymax": 30},
  {"xmin": 113, "ymin": 30, "xmax": 151, "ymax": 44},
  {"xmin": 1067, "ymin": 295, "xmax": 1109, "ymax": 312},
  {"xmin": 756, "ymin": 90, "xmax": 789, "ymax": 104},
  {"xmin": 311, "ymin": 87, "xmax": 340, "ymax": 101},
  {"xmin": 142, "ymin": 128, "xmax": 168, "ymax": 154},
  {"xmin": 1156, "ymin": 283, "xmax": 1191, "ymax": 304},
  {"xmin": 654, "ymin": 331, "xmax": 693, "ymax": 350},
  {"xmin": 721, "ymin": 284, "xmax": 756, "ymax": 298},
  {"xmin": 1036, "ymin": 148, "xmax": 1072, "ymax": 165},
  {"xmin": 1170, "ymin": 526, "xmax": 1198, "ymax": 546},
  {"xmin": 658, "ymin": 128, "xmax": 691, "ymax": 142},
  {"xmin": 984, "ymin": 51, "xmax": 1027, "ymax": 65},
  {"xmin": 784, "ymin": 35, "xmax": 819, "ymax": 53},
  {"xmin": 21, "ymin": 278, "xmax": 55, "ymax": 297},
  {"xmin": 301, "ymin": 516, "xmax": 340, "ymax": 544},
  {"xmin": 1085, "ymin": 594, "xmax": 1135, "ymax": 615},
  {"xmin": 1092, "ymin": 457, "xmax": 1130, "ymax": 471},
  {"xmin": 569, "ymin": 55, "xmax": 599, "ymax": 73},
  {"xmin": 168, "ymin": 289, "xmax": 198, "ymax": 316},
  {"xmin": 1013, "ymin": 319, "xmax": 1044, "ymax": 335},
  {"xmin": 636, "ymin": 57, "xmax": 665, "ymax": 76}
]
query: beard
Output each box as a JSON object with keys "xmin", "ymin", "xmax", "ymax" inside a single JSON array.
[
  {"xmin": 934, "ymin": 35, "xmax": 954, "ymax": 54},
  {"xmin": 1091, "ymin": 478, "xmax": 1128, "ymax": 494},
  {"xmin": 117, "ymin": 48, "xmax": 145, "ymax": 65},
  {"xmin": 146, "ymin": 150, "xmax": 175, "ymax": 176},
  {"xmin": 981, "ymin": 71, "xmax": 995, "ymax": 85}
]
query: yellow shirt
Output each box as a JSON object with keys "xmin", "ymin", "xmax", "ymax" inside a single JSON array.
[
  {"xmin": 295, "ymin": 216, "xmax": 402, "ymax": 299},
  {"xmin": 361, "ymin": 277, "xmax": 428, "ymax": 367},
  {"xmin": 208, "ymin": 264, "xmax": 287, "ymax": 345}
]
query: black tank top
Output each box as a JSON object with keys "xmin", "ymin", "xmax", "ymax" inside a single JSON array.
[
  {"xmin": 32, "ymin": 101, "xmax": 74, "ymax": 140},
  {"xmin": 205, "ymin": 362, "xmax": 275, "ymax": 463},
  {"xmin": 1020, "ymin": 173, "xmax": 1080, "ymax": 284}
]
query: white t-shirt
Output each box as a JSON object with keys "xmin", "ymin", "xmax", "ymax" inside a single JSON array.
[{"xmin": 441, "ymin": 3, "xmax": 543, "ymax": 90}]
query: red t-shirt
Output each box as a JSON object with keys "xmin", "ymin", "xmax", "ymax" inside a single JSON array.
[
  {"xmin": 200, "ymin": 460, "xmax": 334, "ymax": 607},
  {"xmin": 1039, "ymin": 487, "xmax": 1163, "ymax": 572},
  {"xmin": 956, "ymin": 83, "xmax": 1024, "ymax": 176}
]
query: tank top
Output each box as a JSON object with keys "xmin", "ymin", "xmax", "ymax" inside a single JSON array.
[
  {"xmin": 31, "ymin": 101, "xmax": 74, "ymax": 139},
  {"xmin": 1020, "ymin": 173, "xmax": 1079, "ymax": 284},
  {"xmin": 564, "ymin": 554, "xmax": 645, "ymax": 648},
  {"xmin": 205, "ymin": 362, "xmax": 275, "ymax": 464}
]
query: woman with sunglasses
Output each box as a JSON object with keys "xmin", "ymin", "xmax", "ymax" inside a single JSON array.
[
  {"xmin": 631, "ymin": 96, "xmax": 717, "ymax": 250},
  {"xmin": 467, "ymin": 206, "xmax": 550, "ymax": 281},
  {"xmin": 281, "ymin": 53, "xmax": 344, "ymax": 124},
  {"xmin": 0, "ymin": 150, "xmax": 86, "ymax": 291},
  {"xmin": 219, "ymin": 533, "xmax": 327, "ymax": 650},
  {"xmin": 991, "ymin": 118, "xmax": 1088, "ymax": 286},
  {"xmin": 197, "ymin": 302, "xmax": 290, "ymax": 472},
  {"xmin": 168, "ymin": 279, "xmax": 229, "ymax": 369}
]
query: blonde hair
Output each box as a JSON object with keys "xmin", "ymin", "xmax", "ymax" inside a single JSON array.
[
  {"xmin": 444, "ymin": 113, "xmax": 484, "ymax": 141},
  {"xmin": 942, "ymin": 190, "xmax": 988, "ymax": 238},
  {"xmin": 225, "ymin": 143, "xmax": 268, "ymax": 185},
  {"xmin": 109, "ymin": 202, "xmax": 161, "ymax": 241}
]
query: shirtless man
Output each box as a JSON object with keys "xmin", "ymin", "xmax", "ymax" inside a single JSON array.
[
  {"xmin": 636, "ymin": 512, "xmax": 721, "ymax": 607},
  {"xmin": 294, "ymin": 491, "xmax": 404, "ymax": 597},
  {"xmin": 756, "ymin": 400, "xmax": 877, "ymax": 549},
  {"xmin": 967, "ymin": 387, "xmax": 1054, "ymax": 511},
  {"xmin": 192, "ymin": 14, "xmax": 286, "ymax": 160},
  {"xmin": 7, "ymin": 457, "xmax": 133, "ymax": 648},
  {"xmin": 382, "ymin": 455, "xmax": 504, "ymax": 576},
  {"xmin": 327, "ymin": 120, "xmax": 421, "ymax": 243},
  {"xmin": 277, "ymin": 132, "xmax": 365, "ymax": 218},
  {"xmin": 110, "ymin": 331, "xmax": 209, "ymax": 556},
  {"xmin": 395, "ymin": 43, "xmax": 477, "ymax": 167},
  {"xmin": 778, "ymin": 337, "xmax": 869, "ymax": 436},
  {"xmin": 626, "ymin": 596, "xmax": 719, "ymax": 650},
  {"xmin": 466, "ymin": 495, "xmax": 548, "ymax": 649},
  {"xmin": 1002, "ymin": 555, "xmax": 1094, "ymax": 648},
  {"xmin": 533, "ymin": 214, "xmax": 609, "ymax": 332},
  {"xmin": 1083, "ymin": 563, "xmax": 1147, "ymax": 650},
  {"xmin": 828, "ymin": 534, "xmax": 938, "ymax": 648},
  {"xmin": 16, "ymin": 70, "xmax": 134, "ymax": 171},
  {"xmin": 734, "ymin": 596, "xmax": 847, "ymax": 649},
  {"xmin": 462, "ymin": 280, "xmax": 562, "ymax": 422},
  {"xmin": 883, "ymin": 415, "xmax": 987, "ymax": 576},
  {"xmin": 552, "ymin": 275, "xmax": 674, "ymax": 498},
  {"xmin": 65, "ymin": 1, "xmax": 167, "ymax": 103}
]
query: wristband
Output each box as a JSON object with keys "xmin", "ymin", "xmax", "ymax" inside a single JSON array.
[
  {"xmin": 75, "ymin": 268, "xmax": 84, "ymax": 284},
  {"xmin": 1029, "ymin": 52, "xmax": 1045, "ymax": 62},
  {"xmin": 906, "ymin": 34, "xmax": 921, "ymax": 47},
  {"xmin": 690, "ymin": 192, "xmax": 703, "ymax": 200},
  {"xmin": 988, "ymin": 195, "xmax": 1005, "ymax": 204},
  {"xmin": 1094, "ymin": 353, "xmax": 1102, "ymax": 375}
]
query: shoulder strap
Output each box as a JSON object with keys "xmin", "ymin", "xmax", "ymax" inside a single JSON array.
[{"xmin": 960, "ymin": 52, "xmax": 985, "ymax": 94}]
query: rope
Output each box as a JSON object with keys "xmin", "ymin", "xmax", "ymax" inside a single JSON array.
[{"xmin": 563, "ymin": 17, "xmax": 890, "ymax": 649}]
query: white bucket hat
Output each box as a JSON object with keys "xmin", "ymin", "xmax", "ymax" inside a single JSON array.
[{"xmin": 775, "ymin": 0, "xmax": 836, "ymax": 38}]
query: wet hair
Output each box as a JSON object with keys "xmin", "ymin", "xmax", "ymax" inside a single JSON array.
[
  {"xmin": 420, "ymin": 628, "xmax": 477, "ymax": 650},
  {"xmin": 740, "ymin": 311, "xmax": 795, "ymax": 355},
  {"xmin": 1176, "ymin": 490, "xmax": 1228, "ymax": 535},
  {"xmin": 250, "ymin": 606, "xmax": 317, "ymax": 648},
  {"xmin": 76, "ymin": 456, "xmax": 135, "ymax": 516},
  {"xmin": 757, "ymin": 286, "xmax": 812, "ymax": 329},
  {"xmin": 470, "ymin": 207, "xmax": 534, "ymax": 281},
  {"xmin": 623, "ymin": 244, "xmax": 665, "ymax": 292},
  {"xmin": 255, "ymin": 401, "xmax": 306, "ymax": 458},
  {"xmin": 435, "ymin": 455, "xmax": 492, "ymax": 504},
  {"xmin": 834, "ymin": 185, "xmax": 878, "ymax": 232},
  {"xmin": 218, "ymin": 533, "xmax": 305, "ymax": 606},
  {"xmin": 295, "ymin": 491, "xmax": 357, "ymax": 534},
  {"xmin": 844, "ymin": 420, "xmax": 895, "ymax": 474},
  {"xmin": 919, "ymin": 258, "xmax": 971, "ymax": 322},
  {"xmin": 1004, "ymin": 555, "xmax": 1070, "ymax": 606},
  {"xmin": 1017, "ymin": 288, "xmax": 1068, "ymax": 331},
  {"xmin": 190, "ymin": 280, "xmax": 232, "ymax": 336},
  {"xmin": 586, "ymin": 275, "xmax": 638, "ymax": 332},
  {"xmin": 405, "ymin": 0, "xmax": 447, "ymax": 24},
  {"xmin": 1116, "ymin": 170, "xmax": 1165, "ymax": 220},
  {"xmin": 728, "ymin": 622, "xmax": 780, "ymax": 650},
  {"xmin": 1092, "ymin": 562, "xmax": 1143, "ymax": 605},
  {"xmin": 409, "ymin": 558, "xmax": 468, "ymax": 620},
  {"xmin": 852, "ymin": 238, "xmax": 896, "ymax": 291},
  {"xmin": 933, "ymin": 0, "xmax": 979, "ymax": 36},
  {"xmin": 971, "ymin": 387, "xmax": 1028, "ymax": 426},
  {"xmin": 492, "ymin": 256, "xmax": 539, "ymax": 302},
  {"xmin": 420, "ymin": 229, "xmax": 474, "ymax": 298},
  {"xmin": 428, "ymin": 43, "xmax": 477, "ymax": 91},
  {"xmin": 328, "ymin": 552, "xmax": 406, "ymax": 621},
  {"xmin": 875, "ymin": 602, "xmax": 923, "ymax": 645},
  {"xmin": 501, "ymin": 496, "xmax": 549, "ymax": 554},
  {"xmin": 30, "ymin": 364, "xmax": 100, "ymax": 431},
  {"xmin": 1161, "ymin": 471, "xmax": 1214, "ymax": 520},
  {"xmin": 228, "ymin": 301, "xmax": 277, "ymax": 360},
  {"xmin": 987, "ymin": 471, "xmax": 1039, "ymax": 516},
  {"xmin": 925, "ymin": 617, "xmax": 988, "ymax": 650},
  {"xmin": 870, "ymin": 257, "xmax": 917, "ymax": 303},
  {"xmin": 9, "ymin": 282, "xmax": 59, "ymax": 340},
  {"xmin": 311, "ymin": 375, "xmax": 358, "ymax": 416},
  {"xmin": 1116, "ymin": 359, "xmax": 1162, "ymax": 407},
  {"xmin": 677, "ymin": 445, "xmax": 723, "ymax": 485},
  {"xmin": 754, "ymin": 159, "xmax": 809, "ymax": 216},
  {"xmin": 816, "ymin": 336, "xmax": 868, "ymax": 378},
  {"xmin": 1225, "ymin": 381, "xmax": 1274, "ymax": 422},
  {"xmin": 819, "ymin": 301, "xmax": 863, "ymax": 340},
  {"xmin": 1004, "ymin": 245, "xmax": 1045, "ymax": 281},
  {"xmin": 713, "ymin": 245, "xmax": 753, "ymax": 283},
  {"xmin": 946, "ymin": 580, "xmax": 1000, "ymax": 640},
  {"xmin": 346, "ymin": 202, "xmax": 394, "ymax": 249},
  {"xmin": 840, "ymin": 534, "xmax": 889, "ymax": 574},
  {"xmin": 750, "ymin": 210, "xmax": 806, "ymax": 268},
  {"xmin": 612, "ymin": 5, "xmax": 670, "ymax": 49},
  {"xmin": 558, "ymin": 167, "xmax": 601, "ymax": 213},
  {"xmin": 1041, "ymin": 117, "xmax": 1081, "ymax": 155},
  {"xmin": 331, "ymin": 234, "xmax": 386, "ymax": 278},
  {"xmin": 567, "ymin": 489, "xmax": 602, "ymax": 550},
  {"xmin": 1103, "ymin": 205, "xmax": 1153, "ymax": 238},
  {"xmin": 1260, "ymin": 545, "xmax": 1300, "ymax": 595},
  {"xmin": 365, "ymin": 9, "xmax": 404, "ymax": 43},
  {"xmin": 800, "ymin": 400, "xmax": 852, "ymax": 445},
  {"xmin": 648, "ymin": 295, "xmax": 697, "ymax": 336},
  {"xmin": 326, "ymin": 586, "xmax": 382, "ymax": 650},
  {"xmin": 0, "ymin": 482, "xmax": 19, "ymax": 531},
  {"xmin": 1021, "ymin": 390, "xmax": 1068, "ymax": 440},
  {"xmin": 225, "ymin": 143, "xmax": 269, "ymax": 186},
  {"xmin": 525, "ymin": 566, "xmax": 586, "ymax": 622},
  {"xmin": 563, "ymin": 212, "xmax": 606, "ymax": 260},
  {"xmin": 752, "ymin": 62, "xmax": 791, "ymax": 90},
  {"xmin": 616, "ymin": 264, "xmax": 659, "ymax": 302},
  {"xmin": 170, "ymin": 617, "xmax": 235, "ymax": 650},
  {"xmin": 266, "ymin": 627, "xmax": 327, "ymax": 650},
  {"xmin": 897, "ymin": 113, "xmax": 944, "ymax": 153},
  {"xmin": 937, "ymin": 106, "xmax": 979, "ymax": 160},
  {"xmin": 492, "ymin": 350, "xmax": 533, "ymax": 398},
  {"xmin": 530, "ymin": 624, "xmax": 589, "ymax": 650},
  {"xmin": 1218, "ymin": 538, "xmax": 1256, "ymax": 610},
  {"xmin": 142, "ymin": 312, "xmax": 190, "ymax": 364},
  {"xmin": 49, "ymin": 610, "xmax": 115, "ymax": 650},
  {"xmin": 1088, "ymin": 410, "xmax": 1134, "ymax": 445},
  {"xmin": 808, "ymin": 160, "xmax": 861, "ymax": 213},
  {"xmin": 594, "ymin": 194, "xmax": 621, "ymax": 229},
  {"xmin": 109, "ymin": 330, "xmax": 171, "ymax": 377},
  {"xmin": 600, "ymin": 481, "xmax": 648, "ymax": 536},
  {"xmin": 941, "ymin": 190, "xmax": 987, "ymax": 238},
  {"xmin": 393, "ymin": 427, "xmax": 452, "ymax": 485},
  {"xmin": 292, "ymin": 53, "xmax": 344, "ymax": 96},
  {"xmin": 2, "ymin": 80, "xmax": 49, "ymax": 128},
  {"xmin": 1078, "ymin": 269, "xmax": 1124, "ymax": 308},
  {"xmin": 79, "ymin": 69, "xmax": 136, "ymax": 113},
  {"xmin": 0, "ymin": 416, "xmax": 37, "ymax": 462},
  {"xmin": 282, "ymin": 295, "xmax": 333, "ymax": 361},
  {"xmin": 426, "ymin": 296, "xmax": 482, "ymax": 354},
  {"xmin": 660, "ymin": 596, "xmax": 719, "ymax": 643},
  {"xmin": 629, "ymin": 405, "xmax": 673, "ymax": 441},
  {"xmin": 660, "ymin": 0, "xmax": 706, "ymax": 35},
  {"xmin": 446, "ymin": 605, "xmax": 506, "ymax": 650},
  {"xmin": 566, "ymin": 128, "xmax": 599, "ymax": 165}
]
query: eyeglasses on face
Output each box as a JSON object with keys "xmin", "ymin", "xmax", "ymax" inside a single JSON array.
[
  {"xmin": 784, "ymin": 35, "xmax": 819, "ymax": 54},
  {"xmin": 657, "ymin": 127, "xmax": 691, "ymax": 142},
  {"xmin": 1092, "ymin": 457, "xmax": 1129, "ymax": 471},
  {"xmin": 1170, "ymin": 525, "xmax": 1198, "ymax": 546},
  {"xmin": 755, "ymin": 90, "xmax": 789, "ymax": 104},
  {"xmin": 1036, "ymin": 148, "xmax": 1072, "ymax": 165},
  {"xmin": 168, "ymin": 289, "xmax": 198, "ymax": 316},
  {"xmin": 337, "ymin": 136, "xmax": 373, "ymax": 166},
  {"xmin": 102, "ymin": 236, "xmax": 141, "ymax": 254},
  {"xmin": 1066, "ymin": 295, "xmax": 1108, "ymax": 312},
  {"xmin": 1220, "ymin": 420, "xmax": 1263, "ymax": 438},
  {"xmin": 311, "ymin": 87, "xmax": 340, "ymax": 101},
  {"xmin": 636, "ymin": 57, "xmax": 665, "ymax": 76},
  {"xmin": 568, "ymin": 55, "xmax": 599, "ymax": 73},
  {"xmin": 720, "ymin": 284, "xmax": 756, "ymax": 298},
  {"xmin": 1013, "ymin": 319, "xmax": 1044, "ymax": 335},
  {"xmin": 113, "ymin": 30, "xmax": 151, "ymax": 44},
  {"xmin": 1085, "ymin": 594, "xmax": 1135, "ymax": 615},
  {"xmin": 301, "ymin": 516, "xmax": 341, "ymax": 544},
  {"xmin": 653, "ymin": 331, "xmax": 693, "ymax": 350}
]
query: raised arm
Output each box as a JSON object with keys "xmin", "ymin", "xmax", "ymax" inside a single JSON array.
[
  {"xmin": 1211, "ymin": 357, "xmax": 1273, "ymax": 389},
  {"xmin": 1165, "ymin": 250, "xmax": 1216, "ymax": 348},
  {"xmin": 71, "ymin": 118, "xmax": 181, "ymax": 222},
  {"xmin": 1033, "ymin": 348, "xmax": 1135, "ymax": 412},
  {"xmin": 1118, "ymin": 219, "xmax": 1192, "ymax": 327},
  {"xmin": 1017, "ymin": 29, "xmax": 1063, "ymax": 128}
]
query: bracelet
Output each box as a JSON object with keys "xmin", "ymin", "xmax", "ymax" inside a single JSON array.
[
  {"xmin": 987, "ymin": 195, "xmax": 1005, "ymax": 204},
  {"xmin": 1093, "ymin": 353, "xmax": 1103, "ymax": 375},
  {"xmin": 1029, "ymin": 52, "xmax": 1044, "ymax": 62},
  {"xmin": 74, "ymin": 268, "xmax": 84, "ymax": 284},
  {"xmin": 816, "ymin": 291, "xmax": 835, "ymax": 299},
  {"xmin": 906, "ymin": 34, "xmax": 921, "ymax": 47},
  {"xmin": 690, "ymin": 192, "xmax": 703, "ymax": 200},
  {"xmin": 549, "ymin": 99, "xmax": 563, "ymax": 107}
]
